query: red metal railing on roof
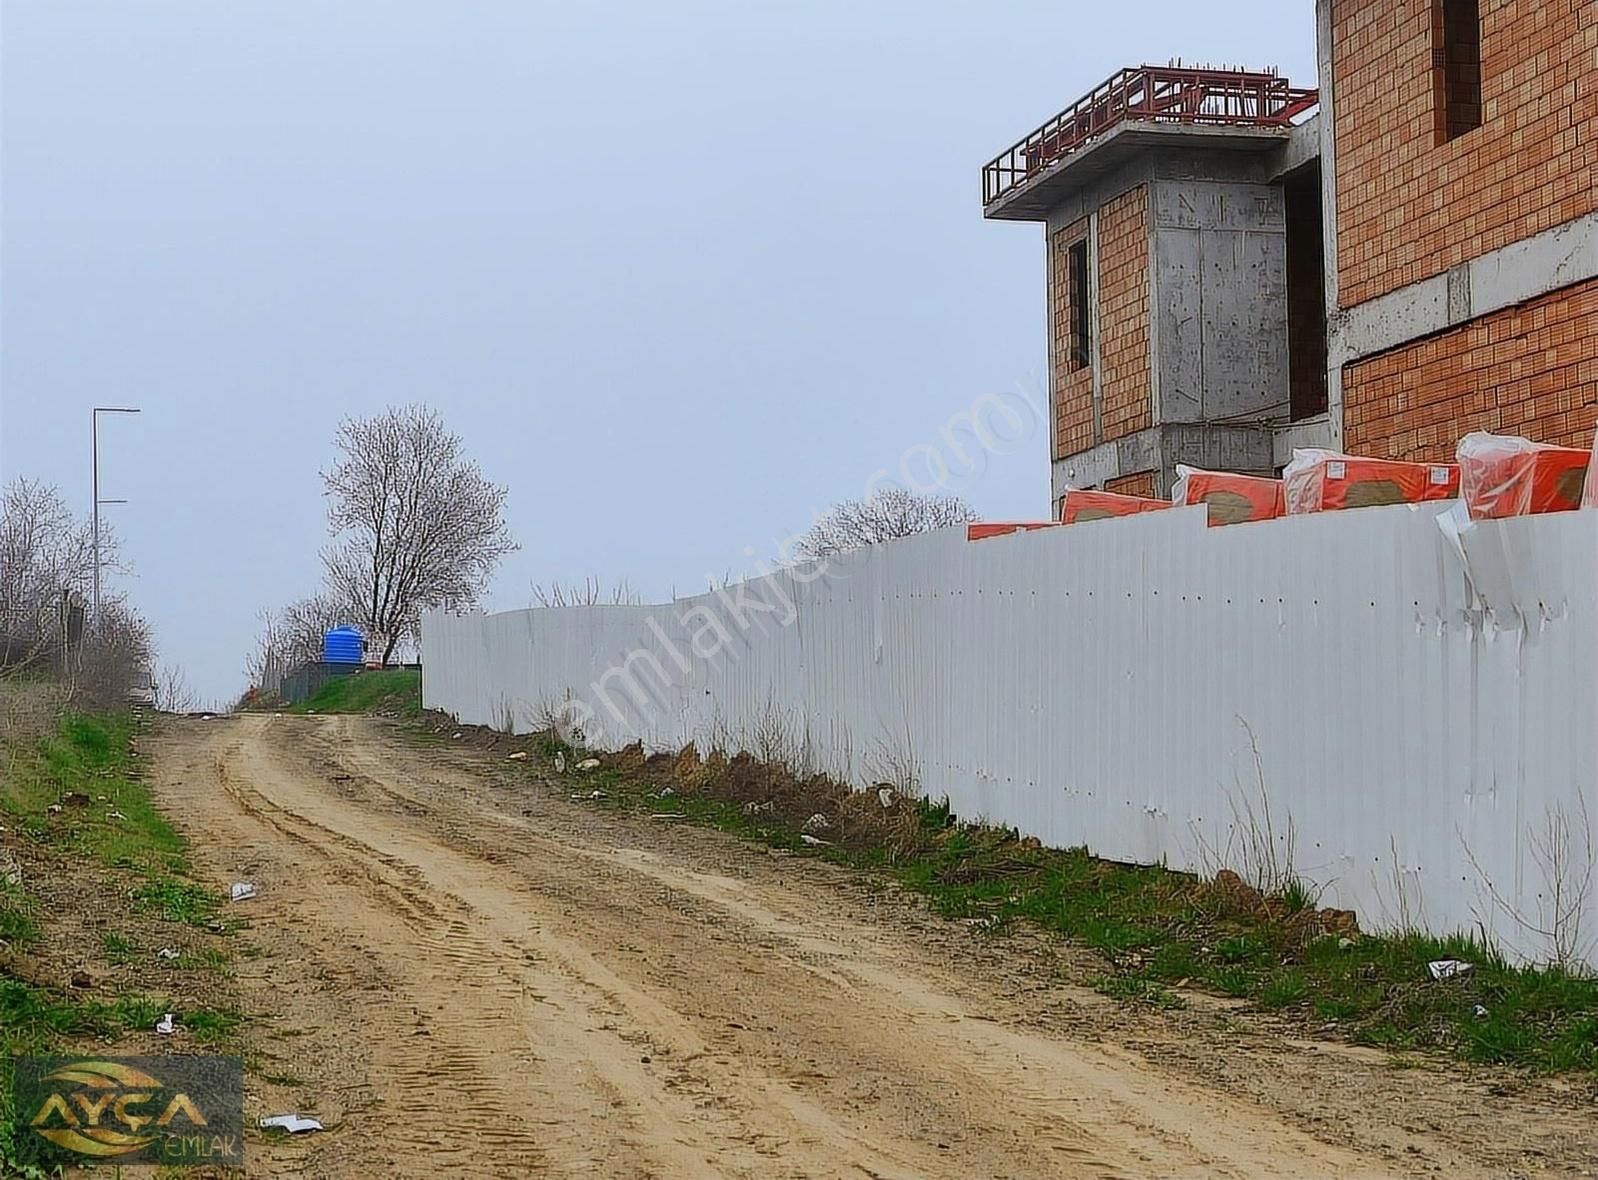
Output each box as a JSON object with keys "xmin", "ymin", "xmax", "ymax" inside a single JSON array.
[{"xmin": 982, "ymin": 66, "xmax": 1318, "ymax": 206}]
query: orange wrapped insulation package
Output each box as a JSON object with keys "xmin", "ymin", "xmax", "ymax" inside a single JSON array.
[
  {"xmin": 1283, "ymin": 449, "xmax": 1459, "ymax": 514},
  {"xmin": 1059, "ymin": 490, "xmax": 1173, "ymax": 524},
  {"xmin": 1170, "ymin": 466, "xmax": 1284, "ymax": 527},
  {"xmin": 965, "ymin": 522, "xmax": 1060, "ymax": 542},
  {"xmin": 1457, "ymin": 432, "xmax": 1590, "ymax": 519}
]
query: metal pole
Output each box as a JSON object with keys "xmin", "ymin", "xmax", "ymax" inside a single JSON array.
[
  {"xmin": 90, "ymin": 407, "xmax": 140, "ymax": 626},
  {"xmin": 92, "ymin": 412, "xmax": 100, "ymax": 624}
]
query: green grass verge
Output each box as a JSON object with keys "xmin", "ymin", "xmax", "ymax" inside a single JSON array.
[
  {"xmin": 556, "ymin": 756, "xmax": 1598, "ymax": 1075},
  {"xmin": 0, "ymin": 712, "xmax": 241, "ymax": 1177},
  {"xmin": 292, "ymin": 668, "xmax": 422, "ymax": 716}
]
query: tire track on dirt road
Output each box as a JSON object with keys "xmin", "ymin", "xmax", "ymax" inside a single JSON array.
[{"xmin": 147, "ymin": 715, "xmax": 1591, "ymax": 1178}]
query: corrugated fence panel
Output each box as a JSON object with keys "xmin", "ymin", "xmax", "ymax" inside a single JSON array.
[{"xmin": 422, "ymin": 504, "xmax": 1598, "ymax": 965}]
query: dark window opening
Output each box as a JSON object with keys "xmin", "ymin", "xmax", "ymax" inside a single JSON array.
[
  {"xmin": 1068, "ymin": 238, "xmax": 1091, "ymax": 369},
  {"xmin": 1285, "ymin": 163, "xmax": 1327, "ymax": 421},
  {"xmin": 1435, "ymin": 0, "xmax": 1483, "ymax": 142}
]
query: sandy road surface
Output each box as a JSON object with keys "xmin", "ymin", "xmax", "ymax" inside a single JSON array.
[{"xmin": 146, "ymin": 715, "xmax": 1596, "ymax": 1178}]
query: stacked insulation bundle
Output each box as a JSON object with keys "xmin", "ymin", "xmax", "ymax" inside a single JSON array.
[
  {"xmin": 1456, "ymin": 432, "xmax": 1590, "ymax": 519},
  {"xmin": 1169, "ymin": 466, "xmax": 1284, "ymax": 526},
  {"xmin": 1059, "ymin": 489, "xmax": 1172, "ymax": 524},
  {"xmin": 1282, "ymin": 449, "xmax": 1459, "ymax": 514},
  {"xmin": 965, "ymin": 522, "xmax": 1060, "ymax": 542}
]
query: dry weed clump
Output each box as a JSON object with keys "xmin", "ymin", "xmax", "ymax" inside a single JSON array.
[{"xmin": 605, "ymin": 742, "xmax": 933, "ymax": 859}]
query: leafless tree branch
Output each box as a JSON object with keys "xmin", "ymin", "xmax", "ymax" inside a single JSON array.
[{"xmin": 790, "ymin": 487, "xmax": 978, "ymax": 560}]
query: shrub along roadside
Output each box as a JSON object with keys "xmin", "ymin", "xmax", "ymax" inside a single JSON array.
[
  {"xmin": 0, "ymin": 711, "xmax": 241, "ymax": 1177},
  {"xmin": 524, "ymin": 734, "xmax": 1598, "ymax": 1076}
]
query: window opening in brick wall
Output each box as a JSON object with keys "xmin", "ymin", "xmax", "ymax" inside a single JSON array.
[
  {"xmin": 1435, "ymin": 0, "xmax": 1483, "ymax": 143},
  {"xmin": 1285, "ymin": 163, "xmax": 1328, "ymax": 420},
  {"xmin": 1068, "ymin": 238, "xmax": 1092, "ymax": 369}
]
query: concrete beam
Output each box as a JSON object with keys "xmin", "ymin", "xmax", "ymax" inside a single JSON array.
[
  {"xmin": 1050, "ymin": 422, "xmax": 1277, "ymax": 504},
  {"xmin": 1272, "ymin": 415, "xmax": 1334, "ymax": 468},
  {"xmin": 1330, "ymin": 211, "xmax": 1598, "ymax": 367},
  {"xmin": 1269, "ymin": 115, "xmax": 1322, "ymax": 181},
  {"xmin": 1316, "ymin": 0, "xmax": 1342, "ymax": 448},
  {"xmin": 987, "ymin": 122, "xmax": 1293, "ymax": 222}
]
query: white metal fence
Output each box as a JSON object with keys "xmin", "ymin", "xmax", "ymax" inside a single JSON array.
[{"xmin": 423, "ymin": 504, "xmax": 1598, "ymax": 965}]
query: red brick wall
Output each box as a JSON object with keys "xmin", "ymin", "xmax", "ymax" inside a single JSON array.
[
  {"xmin": 1332, "ymin": 0, "xmax": 1598, "ymax": 307},
  {"xmin": 1105, "ymin": 471, "xmax": 1158, "ymax": 498},
  {"xmin": 1099, "ymin": 186, "xmax": 1153, "ymax": 441},
  {"xmin": 1048, "ymin": 217, "xmax": 1094, "ymax": 459},
  {"xmin": 1345, "ymin": 279, "xmax": 1598, "ymax": 459}
]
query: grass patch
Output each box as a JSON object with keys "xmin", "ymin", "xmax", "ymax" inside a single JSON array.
[
  {"xmin": 292, "ymin": 668, "xmax": 421, "ymax": 717},
  {"xmin": 0, "ymin": 885, "xmax": 38, "ymax": 949},
  {"xmin": 134, "ymin": 878, "xmax": 220, "ymax": 928},
  {"xmin": 537, "ymin": 740, "xmax": 1598, "ymax": 1076},
  {"xmin": 0, "ymin": 709, "xmax": 242, "ymax": 1172},
  {"xmin": 100, "ymin": 930, "xmax": 135, "ymax": 964}
]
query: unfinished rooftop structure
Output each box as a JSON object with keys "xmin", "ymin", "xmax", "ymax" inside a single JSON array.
[
  {"xmin": 988, "ymin": 2, "xmax": 1598, "ymax": 508},
  {"xmin": 985, "ymin": 65, "xmax": 1325, "ymax": 507}
]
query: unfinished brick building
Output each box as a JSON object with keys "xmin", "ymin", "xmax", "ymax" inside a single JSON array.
[{"xmin": 985, "ymin": 1, "xmax": 1597, "ymax": 508}]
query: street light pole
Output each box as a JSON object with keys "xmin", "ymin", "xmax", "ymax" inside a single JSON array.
[{"xmin": 91, "ymin": 406, "xmax": 140, "ymax": 624}]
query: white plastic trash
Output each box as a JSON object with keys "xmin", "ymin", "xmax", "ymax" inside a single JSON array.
[
  {"xmin": 1427, "ymin": 959, "xmax": 1474, "ymax": 981},
  {"xmin": 260, "ymin": 1114, "xmax": 323, "ymax": 1134}
]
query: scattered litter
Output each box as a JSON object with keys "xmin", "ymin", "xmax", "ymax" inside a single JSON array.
[
  {"xmin": 46, "ymin": 804, "xmax": 62, "ymax": 815},
  {"xmin": 96, "ymin": 795, "xmax": 109, "ymax": 802},
  {"xmin": 657, "ymin": 786, "xmax": 676, "ymax": 798},
  {"xmin": 155, "ymin": 1013, "xmax": 177, "ymax": 1035},
  {"xmin": 229, "ymin": 883, "xmax": 258, "ymax": 903},
  {"xmin": 205, "ymin": 920, "xmax": 226, "ymax": 934},
  {"xmin": 157, "ymin": 948, "xmax": 180, "ymax": 961},
  {"xmin": 260, "ymin": 1114, "xmax": 323, "ymax": 1134},
  {"xmin": 452, "ymin": 732, "xmax": 463, "ymax": 740},
  {"xmin": 507, "ymin": 751, "xmax": 529, "ymax": 762},
  {"xmin": 1428, "ymin": 959, "xmax": 1474, "ymax": 982},
  {"xmin": 554, "ymin": 752, "xmax": 567, "ymax": 774},
  {"xmin": 1337, "ymin": 937, "xmax": 1355, "ymax": 950},
  {"xmin": 576, "ymin": 758, "xmax": 600, "ymax": 771},
  {"xmin": 0, "ymin": 851, "xmax": 21, "ymax": 888},
  {"xmin": 801, "ymin": 813, "xmax": 831, "ymax": 834},
  {"xmin": 570, "ymin": 790, "xmax": 604, "ymax": 802},
  {"xmin": 799, "ymin": 834, "xmax": 830, "ymax": 847},
  {"xmin": 107, "ymin": 811, "xmax": 127, "ymax": 821},
  {"xmin": 1473, "ymin": 1004, "xmax": 1490, "ymax": 1019},
  {"xmin": 741, "ymin": 800, "xmax": 773, "ymax": 816},
  {"xmin": 877, "ymin": 786, "xmax": 894, "ymax": 809},
  {"xmin": 649, "ymin": 813, "xmax": 686, "ymax": 821}
]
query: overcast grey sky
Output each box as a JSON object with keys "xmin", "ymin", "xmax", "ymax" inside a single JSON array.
[{"xmin": 0, "ymin": 2, "xmax": 1315, "ymax": 704}]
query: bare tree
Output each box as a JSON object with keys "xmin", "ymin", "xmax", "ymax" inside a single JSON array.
[
  {"xmin": 0, "ymin": 479, "xmax": 105, "ymax": 671},
  {"xmin": 75, "ymin": 598, "xmax": 153, "ymax": 709},
  {"xmin": 531, "ymin": 577, "xmax": 642, "ymax": 608},
  {"xmin": 154, "ymin": 662, "xmax": 198, "ymax": 713},
  {"xmin": 790, "ymin": 487, "xmax": 979, "ymax": 560},
  {"xmin": 321, "ymin": 406, "xmax": 516, "ymax": 665}
]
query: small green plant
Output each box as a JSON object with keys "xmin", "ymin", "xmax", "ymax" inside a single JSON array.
[
  {"xmin": 0, "ymin": 886, "xmax": 39, "ymax": 948},
  {"xmin": 134, "ymin": 878, "xmax": 220, "ymax": 927},
  {"xmin": 100, "ymin": 930, "xmax": 136, "ymax": 964}
]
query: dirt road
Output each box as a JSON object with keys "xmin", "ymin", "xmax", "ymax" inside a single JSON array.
[{"xmin": 146, "ymin": 715, "xmax": 1596, "ymax": 1178}]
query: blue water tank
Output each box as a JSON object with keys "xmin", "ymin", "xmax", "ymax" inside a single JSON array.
[{"xmin": 323, "ymin": 626, "xmax": 363, "ymax": 665}]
